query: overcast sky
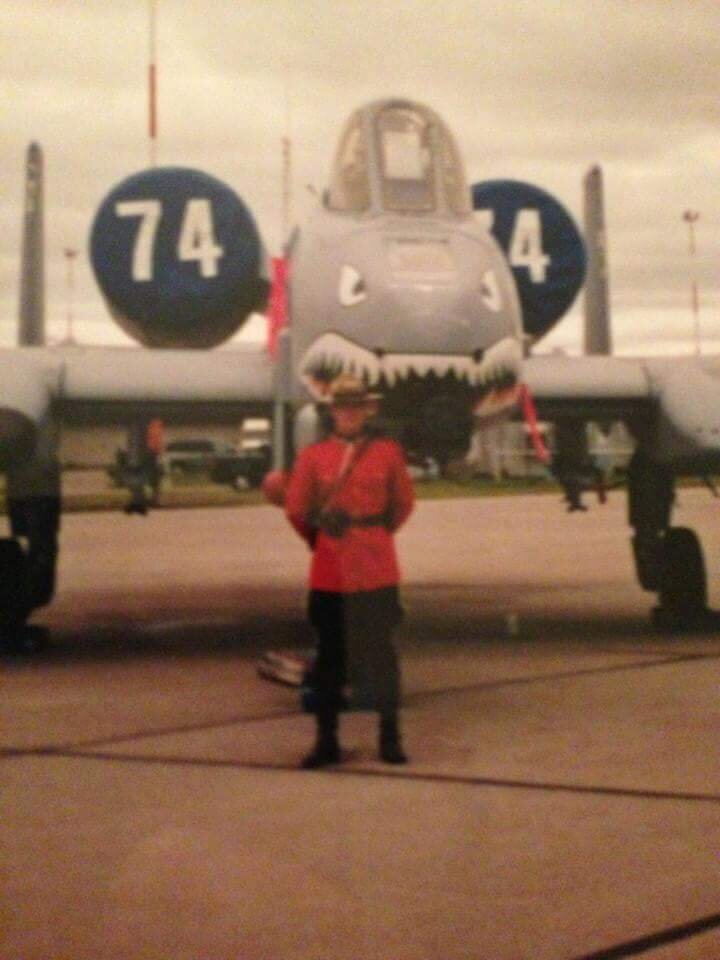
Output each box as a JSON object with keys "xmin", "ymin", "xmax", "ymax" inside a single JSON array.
[{"xmin": 1, "ymin": 0, "xmax": 718, "ymax": 354}]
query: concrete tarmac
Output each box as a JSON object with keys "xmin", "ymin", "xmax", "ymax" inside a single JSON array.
[{"xmin": 2, "ymin": 490, "xmax": 720, "ymax": 959}]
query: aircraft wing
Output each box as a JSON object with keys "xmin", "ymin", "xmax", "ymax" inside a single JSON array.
[
  {"xmin": 524, "ymin": 353, "xmax": 720, "ymax": 469},
  {"xmin": 523, "ymin": 354, "xmax": 653, "ymax": 422},
  {"xmin": 0, "ymin": 344, "xmax": 275, "ymax": 439}
]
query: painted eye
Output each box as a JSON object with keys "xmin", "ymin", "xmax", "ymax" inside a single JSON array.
[
  {"xmin": 339, "ymin": 265, "xmax": 367, "ymax": 306},
  {"xmin": 480, "ymin": 269, "xmax": 502, "ymax": 313}
]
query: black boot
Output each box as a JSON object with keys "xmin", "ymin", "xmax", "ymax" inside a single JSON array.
[
  {"xmin": 379, "ymin": 712, "xmax": 407, "ymax": 764},
  {"xmin": 301, "ymin": 711, "xmax": 341, "ymax": 769}
]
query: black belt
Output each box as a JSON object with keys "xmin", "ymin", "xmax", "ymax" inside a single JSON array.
[
  {"xmin": 348, "ymin": 513, "xmax": 389, "ymax": 528},
  {"xmin": 310, "ymin": 509, "xmax": 389, "ymax": 538}
]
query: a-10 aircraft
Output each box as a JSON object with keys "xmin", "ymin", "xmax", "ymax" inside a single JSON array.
[{"xmin": 1, "ymin": 97, "xmax": 718, "ymax": 648}]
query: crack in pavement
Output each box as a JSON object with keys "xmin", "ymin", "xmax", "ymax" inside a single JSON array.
[{"xmin": 7, "ymin": 746, "xmax": 720, "ymax": 805}]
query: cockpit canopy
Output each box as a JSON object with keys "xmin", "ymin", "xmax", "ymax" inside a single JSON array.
[{"xmin": 327, "ymin": 99, "xmax": 471, "ymax": 217}]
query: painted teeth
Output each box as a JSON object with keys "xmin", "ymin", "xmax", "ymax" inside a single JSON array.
[{"xmin": 300, "ymin": 333, "xmax": 522, "ymax": 398}]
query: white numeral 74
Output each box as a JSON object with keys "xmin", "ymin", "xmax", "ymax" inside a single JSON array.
[
  {"xmin": 115, "ymin": 199, "xmax": 161, "ymax": 281},
  {"xmin": 475, "ymin": 207, "xmax": 551, "ymax": 283},
  {"xmin": 115, "ymin": 197, "xmax": 225, "ymax": 282}
]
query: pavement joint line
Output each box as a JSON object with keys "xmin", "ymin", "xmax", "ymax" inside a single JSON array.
[
  {"xmin": 592, "ymin": 645, "xmax": 720, "ymax": 657},
  {"xmin": 571, "ymin": 910, "xmax": 720, "ymax": 959},
  {"xmin": 1, "ymin": 651, "xmax": 715, "ymax": 759},
  {"xmin": 10, "ymin": 747, "xmax": 720, "ymax": 805},
  {"xmin": 407, "ymin": 652, "xmax": 714, "ymax": 704},
  {"xmin": 0, "ymin": 708, "xmax": 301, "ymax": 758}
]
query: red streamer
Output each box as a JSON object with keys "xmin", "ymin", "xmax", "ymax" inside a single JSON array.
[{"xmin": 518, "ymin": 383, "xmax": 551, "ymax": 465}]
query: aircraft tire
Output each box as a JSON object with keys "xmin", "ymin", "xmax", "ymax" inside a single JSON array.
[
  {"xmin": 0, "ymin": 537, "xmax": 30, "ymax": 654},
  {"xmin": 1, "ymin": 623, "xmax": 48, "ymax": 656},
  {"xmin": 656, "ymin": 526, "xmax": 707, "ymax": 630}
]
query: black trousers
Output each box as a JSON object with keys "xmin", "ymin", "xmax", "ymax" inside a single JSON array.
[{"xmin": 308, "ymin": 587, "xmax": 403, "ymax": 716}]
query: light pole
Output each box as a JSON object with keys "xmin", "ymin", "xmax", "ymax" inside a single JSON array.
[
  {"xmin": 62, "ymin": 247, "xmax": 78, "ymax": 345},
  {"xmin": 682, "ymin": 210, "xmax": 700, "ymax": 355}
]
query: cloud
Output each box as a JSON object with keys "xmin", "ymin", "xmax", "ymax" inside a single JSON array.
[{"xmin": 1, "ymin": 0, "xmax": 718, "ymax": 350}]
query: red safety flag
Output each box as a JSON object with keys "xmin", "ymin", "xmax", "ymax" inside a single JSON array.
[
  {"xmin": 518, "ymin": 383, "xmax": 551, "ymax": 465},
  {"xmin": 267, "ymin": 256, "xmax": 289, "ymax": 358}
]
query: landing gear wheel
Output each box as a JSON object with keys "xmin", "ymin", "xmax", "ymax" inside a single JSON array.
[
  {"xmin": 1, "ymin": 623, "xmax": 47, "ymax": 656},
  {"xmin": 653, "ymin": 527, "xmax": 708, "ymax": 632},
  {"xmin": 0, "ymin": 538, "xmax": 30, "ymax": 655}
]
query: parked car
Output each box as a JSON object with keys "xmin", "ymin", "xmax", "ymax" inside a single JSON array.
[
  {"xmin": 406, "ymin": 453, "xmax": 440, "ymax": 482},
  {"xmin": 108, "ymin": 437, "xmax": 272, "ymax": 490},
  {"xmin": 210, "ymin": 443, "xmax": 272, "ymax": 489},
  {"xmin": 161, "ymin": 438, "xmax": 272, "ymax": 488},
  {"xmin": 161, "ymin": 438, "xmax": 237, "ymax": 475}
]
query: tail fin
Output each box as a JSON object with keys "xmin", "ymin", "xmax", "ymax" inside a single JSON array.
[
  {"xmin": 582, "ymin": 165, "xmax": 611, "ymax": 356},
  {"xmin": 18, "ymin": 142, "xmax": 45, "ymax": 346}
]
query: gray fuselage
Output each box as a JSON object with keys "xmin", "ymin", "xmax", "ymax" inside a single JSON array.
[{"xmin": 288, "ymin": 99, "xmax": 524, "ymax": 453}]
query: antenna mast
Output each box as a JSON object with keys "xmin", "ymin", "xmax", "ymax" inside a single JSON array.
[
  {"xmin": 148, "ymin": 0, "xmax": 158, "ymax": 166},
  {"xmin": 281, "ymin": 79, "xmax": 293, "ymax": 249}
]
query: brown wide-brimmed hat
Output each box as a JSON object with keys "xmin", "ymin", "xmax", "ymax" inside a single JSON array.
[{"xmin": 323, "ymin": 373, "xmax": 382, "ymax": 407}]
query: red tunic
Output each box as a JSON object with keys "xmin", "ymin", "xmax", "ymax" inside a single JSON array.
[{"xmin": 285, "ymin": 435, "xmax": 415, "ymax": 592}]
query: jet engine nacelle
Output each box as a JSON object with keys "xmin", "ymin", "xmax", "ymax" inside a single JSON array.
[
  {"xmin": 90, "ymin": 167, "xmax": 269, "ymax": 349},
  {"xmin": 472, "ymin": 180, "xmax": 586, "ymax": 342},
  {"xmin": 0, "ymin": 353, "xmax": 54, "ymax": 470}
]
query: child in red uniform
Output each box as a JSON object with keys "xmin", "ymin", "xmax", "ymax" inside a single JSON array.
[{"xmin": 285, "ymin": 375, "xmax": 415, "ymax": 768}]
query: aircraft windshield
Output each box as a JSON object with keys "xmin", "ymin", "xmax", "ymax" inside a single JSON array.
[
  {"xmin": 439, "ymin": 129, "xmax": 471, "ymax": 215},
  {"xmin": 376, "ymin": 106, "xmax": 435, "ymax": 213},
  {"xmin": 327, "ymin": 112, "xmax": 371, "ymax": 213},
  {"xmin": 327, "ymin": 101, "xmax": 471, "ymax": 216}
]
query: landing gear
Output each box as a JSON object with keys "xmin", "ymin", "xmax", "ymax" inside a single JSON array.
[
  {"xmin": 628, "ymin": 452, "xmax": 713, "ymax": 631},
  {"xmin": 0, "ymin": 538, "xmax": 28, "ymax": 650},
  {"xmin": 1, "ymin": 496, "xmax": 59, "ymax": 654},
  {"xmin": 122, "ymin": 422, "xmax": 154, "ymax": 515},
  {"xmin": 551, "ymin": 420, "xmax": 605, "ymax": 512},
  {"xmin": 653, "ymin": 527, "xmax": 710, "ymax": 632},
  {"xmin": 0, "ymin": 536, "xmax": 46, "ymax": 654}
]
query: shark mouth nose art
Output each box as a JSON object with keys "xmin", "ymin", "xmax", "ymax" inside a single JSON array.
[{"xmin": 299, "ymin": 332, "xmax": 522, "ymax": 417}]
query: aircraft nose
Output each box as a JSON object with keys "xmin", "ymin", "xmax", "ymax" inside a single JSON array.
[{"xmin": 377, "ymin": 282, "xmax": 510, "ymax": 356}]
